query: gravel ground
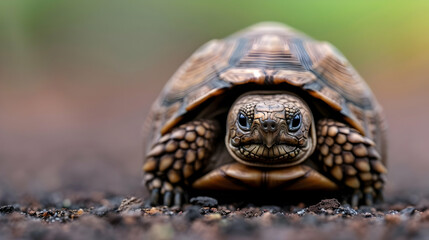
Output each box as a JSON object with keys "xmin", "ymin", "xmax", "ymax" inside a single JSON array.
[{"xmin": 2, "ymin": 193, "xmax": 429, "ymax": 240}]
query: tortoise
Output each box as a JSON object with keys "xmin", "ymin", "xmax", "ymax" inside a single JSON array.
[{"xmin": 142, "ymin": 22, "xmax": 387, "ymax": 207}]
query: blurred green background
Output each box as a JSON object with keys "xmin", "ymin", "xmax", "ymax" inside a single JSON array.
[
  {"xmin": 2, "ymin": 0, "xmax": 429, "ymax": 86},
  {"xmin": 0, "ymin": 0, "xmax": 428, "ymax": 201}
]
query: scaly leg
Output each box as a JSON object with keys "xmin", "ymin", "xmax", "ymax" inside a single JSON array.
[
  {"xmin": 317, "ymin": 119, "xmax": 387, "ymax": 207},
  {"xmin": 143, "ymin": 119, "xmax": 218, "ymax": 206}
]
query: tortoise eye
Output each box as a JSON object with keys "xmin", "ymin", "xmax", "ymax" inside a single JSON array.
[
  {"xmin": 237, "ymin": 112, "xmax": 251, "ymax": 130},
  {"xmin": 289, "ymin": 114, "xmax": 302, "ymax": 132}
]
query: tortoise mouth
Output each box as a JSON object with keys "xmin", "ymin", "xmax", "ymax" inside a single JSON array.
[
  {"xmin": 239, "ymin": 143, "xmax": 301, "ymax": 161},
  {"xmin": 228, "ymin": 139, "xmax": 312, "ymax": 167}
]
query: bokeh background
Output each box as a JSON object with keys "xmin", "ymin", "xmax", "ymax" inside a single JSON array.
[{"xmin": 1, "ymin": 0, "xmax": 428, "ymax": 202}]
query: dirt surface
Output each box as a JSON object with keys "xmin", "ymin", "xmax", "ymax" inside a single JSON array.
[{"xmin": 2, "ymin": 194, "xmax": 429, "ymax": 240}]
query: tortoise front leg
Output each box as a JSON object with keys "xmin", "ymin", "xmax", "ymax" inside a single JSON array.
[
  {"xmin": 316, "ymin": 119, "xmax": 387, "ymax": 207},
  {"xmin": 143, "ymin": 119, "xmax": 219, "ymax": 207}
]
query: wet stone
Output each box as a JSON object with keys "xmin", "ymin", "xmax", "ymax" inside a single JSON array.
[
  {"xmin": 0, "ymin": 205, "xmax": 16, "ymax": 214},
  {"xmin": 190, "ymin": 196, "xmax": 218, "ymax": 208},
  {"xmin": 334, "ymin": 206, "xmax": 358, "ymax": 216},
  {"xmin": 388, "ymin": 210, "xmax": 399, "ymax": 215},
  {"xmin": 296, "ymin": 209, "xmax": 306, "ymax": 216},
  {"xmin": 400, "ymin": 207, "xmax": 417, "ymax": 216},
  {"xmin": 91, "ymin": 206, "xmax": 110, "ymax": 217}
]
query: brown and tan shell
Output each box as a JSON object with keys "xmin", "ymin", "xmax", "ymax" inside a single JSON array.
[{"xmin": 147, "ymin": 22, "xmax": 385, "ymax": 155}]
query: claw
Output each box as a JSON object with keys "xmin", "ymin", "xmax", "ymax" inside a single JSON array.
[
  {"xmin": 374, "ymin": 190, "xmax": 384, "ymax": 203},
  {"xmin": 364, "ymin": 193, "xmax": 373, "ymax": 206},
  {"xmin": 163, "ymin": 191, "xmax": 173, "ymax": 207},
  {"xmin": 343, "ymin": 188, "xmax": 381, "ymax": 207},
  {"xmin": 149, "ymin": 188, "xmax": 160, "ymax": 206},
  {"xmin": 145, "ymin": 178, "xmax": 188, "ymax": 207},
  {"xmin": 174, "ymin": 191, "xmax": 182, "ymax": 207},
  {"xmin": 351, "ymin": 191, "xmax": 360, "ymax": 208}
]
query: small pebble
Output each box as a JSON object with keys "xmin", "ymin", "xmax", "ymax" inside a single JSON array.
[
  {"xmin": 0, "ymin": 205, "xmax": 15, "ymax": 214},
  {"xmin": 400, "ymin": 207, "xmax": 416, "ymax": 216},
  {"xmin": 190, "ymin": 196, "xmax": 218, "ymax": 208},
  {"xmin": 205, "ymin": 213, "xmax": 222, "ymax": 221},
  {"xmin": 77, "ymin": 209, "xmax": 84, "ymax": 215}
]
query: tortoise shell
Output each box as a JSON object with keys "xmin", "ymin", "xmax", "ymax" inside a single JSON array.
[{"xmin": 147, "ymin": 22, "xmax": 385, "ymax": 154}]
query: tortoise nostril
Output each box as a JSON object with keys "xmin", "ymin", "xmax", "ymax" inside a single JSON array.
[{"xmin": 260, "ymin": 119, "xmax": 277, "ymax": 132}]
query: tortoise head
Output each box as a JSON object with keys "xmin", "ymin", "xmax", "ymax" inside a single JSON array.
[{"xmin": 226, "ymin": 92, "xmax": 316, "ymax": 167}]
